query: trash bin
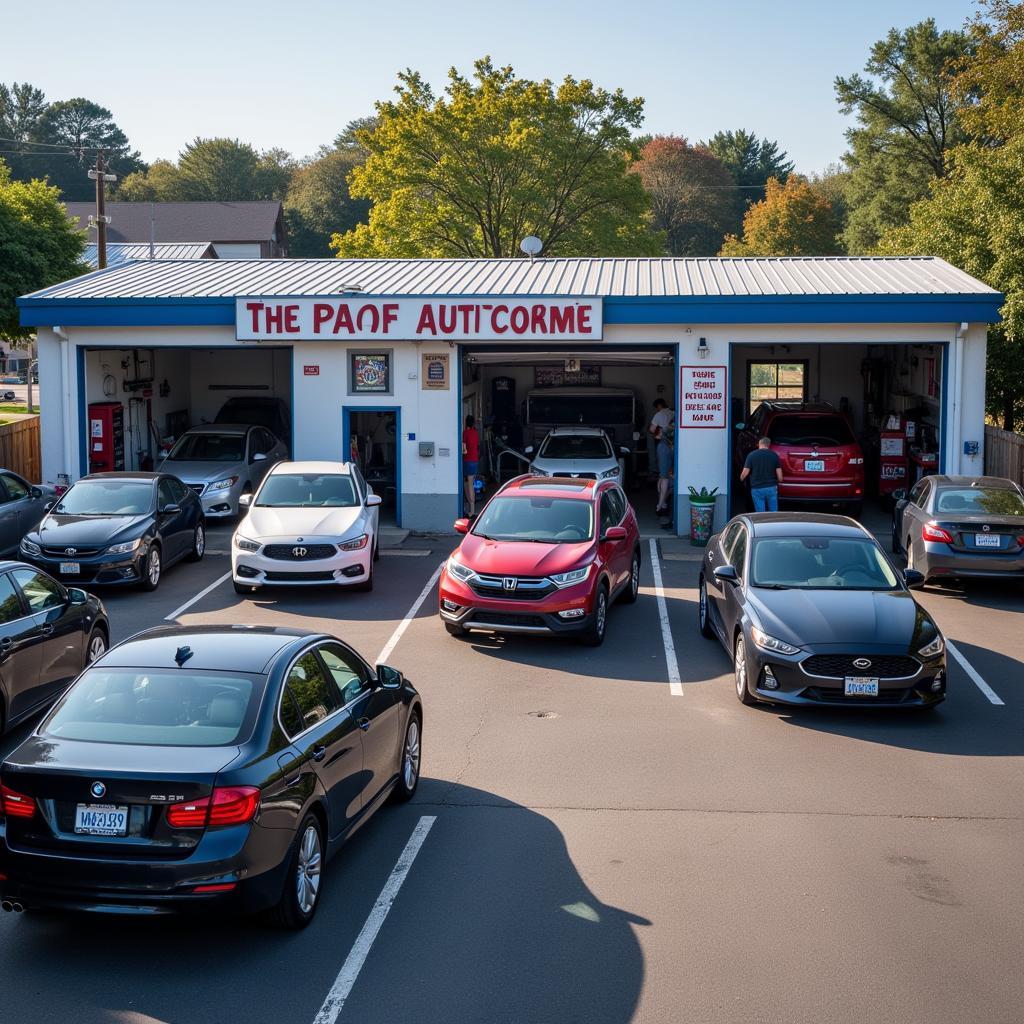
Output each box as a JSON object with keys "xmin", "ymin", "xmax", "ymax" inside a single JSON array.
[{"xmin": 689, "ymin": 498, "xmax": 716, "ymax": 547}]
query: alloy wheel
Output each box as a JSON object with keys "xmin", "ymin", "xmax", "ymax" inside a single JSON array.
[
  {"xmin": 735, "ymin": 637, "xmax": 747, "ymax": 699},
  {"xmin": 630, "ymin": 557, "xmax": 640, "ymax": 598},
  {"xmin": 148, "ymin": 548, "xmax": 161, "ymax": 586},
  {"xmin": 88, "ymin": 632, "xmax": 107, "ymax": 663},
  {"xmin": 296, "ymin": 824, "xmax": 322, "ymax": 916},
  {"xmin": 195, "ymin": 525, "xmax": 205, "ymax": 557},
  {"xmin": 403, "ymin": 719, "xmax": 421, "ymax": 791},
  {"xmin": 595, "ymin": 590, "xmax": 607, "ymax": 638},
  {"xmin": 699, "ymin": 580, "xmax": 708, "ymax": 629}
]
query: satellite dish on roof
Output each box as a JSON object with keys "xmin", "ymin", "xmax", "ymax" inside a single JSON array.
[{"xmin": 520, "ymin": 236, "xmax": 543, "ymax": 261}]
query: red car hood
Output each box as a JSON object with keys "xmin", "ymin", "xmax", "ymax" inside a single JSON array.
[{"xmin": 457, "ymin": 534, "xmax": 594, "ymax": 576}]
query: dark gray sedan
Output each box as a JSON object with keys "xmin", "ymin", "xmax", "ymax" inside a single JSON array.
[
  {"xmin": 892, "ymin": 475, "xmax": 1024, "ymax": 584},
  {"xmin": 0, "ymin": 471, "xmax": 53, "ymax": 556}
]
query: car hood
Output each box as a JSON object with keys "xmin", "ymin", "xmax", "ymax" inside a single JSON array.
[
  {"xmin": 158, "ymin": 459, "xmax": 241, "ymax": 483},
  {"xmin": 531, "ymin": 456, "xmax": 617, "ymax": 475},
  {"xmin": 456, "ymin": 534, "xmax": 594, "ymax": 576},
  {"xmin": 242, "ymin": 505, "xmax": 365, "ymax": 540},
  {"xmin": 33, "ymin": 513, "xmax": 149, "ymax": 547},
  {"xmin": 746, "ymin": 587, "xmax": 931, "ymax": 648}
]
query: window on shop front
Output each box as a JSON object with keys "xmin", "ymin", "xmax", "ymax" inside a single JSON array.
[{"xmin": 747, "ymin": 361, "xmax": 808, "ymax": 413}]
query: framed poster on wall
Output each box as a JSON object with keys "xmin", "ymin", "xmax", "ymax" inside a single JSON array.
[{"xmin": 351, "ymin": 352, "xmax": 390, "ymax": 393}]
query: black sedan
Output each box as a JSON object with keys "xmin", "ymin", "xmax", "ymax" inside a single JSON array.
[
  {"xmin": 19, "ymin": 472, "xmax": 205, "ymax": 590},
  {"xmin": 0, "ymin": 562, "xmax": 108, "ymax": 734},
  {"xmin": 698, "ymin": 513, "xmax": 946, "ymax": 709},
  {"xmin": 0, "ymin": 625, "xmax": 422, "ymax": 927}
]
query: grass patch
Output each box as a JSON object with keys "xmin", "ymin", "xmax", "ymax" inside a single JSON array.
[{"xmin": 0, "ymin": 405, "xmax": 39, "ymax": 414}]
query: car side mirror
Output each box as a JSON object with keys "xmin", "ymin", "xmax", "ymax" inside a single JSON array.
[
  {"xmin": 376, "ymin": 664, "xmax": 404, "ymax": 689},
  {"xmin": 903, "ymin": 568, "xmax": 925, "ymax": 589},
  {"xmin": 892, "ymin": 489, "xmax": 907, "ymax": 502},
  {"xmin": 253, "ymin": 451, "xmax": 267, "ymax": 462},
  {"xmin": 366, "ymin": 494, "xmax": 382, "ymax": 507},
  {"xmin": 620, "ymin": 446, "xmax": 630, "ymax": 455},
  {"xmin": 603, "ymin": 526, "xmax": 628, "ymax": 542},
  {"xmin": 43, "ymin": 501, "xmax": 54, "ymax": 512},
  {"xmin": 238, "ymin": 492, "xmax": 253, "ymax": 507},
  {"xmin": 454, "ymin": 518, "xmax": 470, "ymax": 534},
  {"xmin": 30, "ymin": 486, "xmax": 42, "ymax": 499},
  {"xmin": 524, "ymin": 446, "xmax": 534, "ymax": 454},
  {"xmin": 67, "ymin": 587, "xmax": 89, "ymax": 605},
  {"xmin": 713, "ymin": 564, "xmax": 739, "ymax": 584},
  {"xmin": 160, "ymin": 503, "xmax": 182, "ymax": 515}
]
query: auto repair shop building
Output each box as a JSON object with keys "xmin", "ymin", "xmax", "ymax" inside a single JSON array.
[{"xmin": 19, "ymin": 257, "xmax": 1002, "ymax": 534}]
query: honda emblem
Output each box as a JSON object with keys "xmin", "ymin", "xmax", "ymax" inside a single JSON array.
[
  {"xmin": 503, "ymin": 577, "xmax": 518, "ymax": 591},
  {"xmin": 292, "ymin": 546, "xmax": 308, "ymax": 558}
]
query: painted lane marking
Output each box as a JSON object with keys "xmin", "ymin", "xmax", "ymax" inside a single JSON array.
[
  {"xmin": 947, "ymin": 641, "xmax": 1004, "ymax": 705},
  {"xmin": 163, "ymin": 571, "xmax": 231, "ymax": 622},
  {"xmin": 376, "ymin": 560, "xmax": 446, "ymax": 665},
  {"xmin": 312, "ymin": 815, "xmax": 437, "ymax": 1024},
  {"xmin": 648, "ymin": 538, "xmax": 683, "ymax": 696}
]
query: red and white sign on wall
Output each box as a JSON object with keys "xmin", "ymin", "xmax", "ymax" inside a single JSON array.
[
  {"xmin": 680, "ymin": 365, "xmax": 727, "ymax": 428},
  {"xmin": 236, "ymin": 297, "xmax": 603, "ymax": 341},
  {"xmin": 303, "ymin": 365, "xmax": 320, "ymax": 376}
]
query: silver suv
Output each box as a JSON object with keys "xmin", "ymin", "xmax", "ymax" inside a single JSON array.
[{"xmin": 527, "ymin": 427, "xmax": 626, "ymax": 482}]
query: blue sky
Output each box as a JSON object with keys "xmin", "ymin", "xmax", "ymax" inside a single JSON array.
[{"xmin": 6, "ymin": 0, "xmax": 977, "ymax": 172}]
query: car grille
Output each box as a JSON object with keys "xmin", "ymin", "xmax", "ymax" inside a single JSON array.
[
  {"xmin": 186, "ymin": 483, "xmax": 205, "ymax": 495},
  {"xmin": 468, "ymin": 574, "xmax": 555, "ymax": 601},
  {"xmin": 264, "ymin": 570, "xmax": 336, "ymax": 582},
  {"xmin": 472, "ymin": 612, "xmax": 546, "ymax": 627},
  {"xmin": 263, "ymin": 544, "xmax": 337, "ymax": 561},
  {"xmin": 42, "ymin": 546, "xmax": 102, "ymax": 558},
  {"xmin": 801, "ymin": 655, "xmax": 919, "ymax": 679},
  {"xmin": 803, "ymin": 686, "xmax": 915, "ymax": 704}
]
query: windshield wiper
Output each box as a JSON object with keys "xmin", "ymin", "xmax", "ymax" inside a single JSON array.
[{"xmin": 754, "ymin": 583, "xmax": 792, "ymax": 589}]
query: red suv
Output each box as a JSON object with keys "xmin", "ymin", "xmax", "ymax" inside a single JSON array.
[
  {"xmin": 736, "ymin": 402, "xmax": 865, "ymax": 513},
  {"xmin": 439, "ymin": 476, "xmax": 640, "ymax": 646}
]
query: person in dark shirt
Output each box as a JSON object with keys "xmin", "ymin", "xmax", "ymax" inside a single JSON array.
[{"xmin": 740, "ymin": 437, "xmax": 783, "ymax": 512}]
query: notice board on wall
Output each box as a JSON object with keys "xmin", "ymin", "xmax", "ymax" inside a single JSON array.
[{"xmin": 680, "ymin": 366, "xmax": 727, "ymax": 428}]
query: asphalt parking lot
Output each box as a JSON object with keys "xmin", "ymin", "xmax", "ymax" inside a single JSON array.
[{"xmin": 1, "ymin": 521, "xmax": 1022, "ymax": 1024}]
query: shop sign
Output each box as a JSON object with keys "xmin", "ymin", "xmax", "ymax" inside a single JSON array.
[
  {"xmin": 351, "ymin": 352, "xmax": 390, "ymax": 393},
  {"xmin": 303, "ymin": 365, "xmax": 320, "ymax": 376},
  {"xmin": 680, "ymin": 365, "xmax": 727, "ymax": 428},
  {"xmin": 421, "ymin": 352, "xmax": 450, "ymax": 390},
  {"xmin": 236, "ymin": 297, "xmax": 602, "ymax": 341}
]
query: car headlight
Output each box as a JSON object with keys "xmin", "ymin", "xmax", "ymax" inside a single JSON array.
[
  {"xmin": 601, "ymin": 466, "xmax": 621, "ymax": 478},
  {"xmin": 20, "ymin": 538, "xmax": 40, "ymax": 555},
  {"xmin": 209, "ymin": 475, "xmax": 239, "ymax": 491},
  {"xmin": 338, "ymin": 533, "xmax": 369, "ymax": 551},
  {"xmin": 549, "ymin": 563, "xmax": 593, "ymax": 588},
  {"xmin": 235, "ymin": 535, "xmax": 261, "ymax": 553},
  {"xmin": 446, "ymin": 557, "xmax": 476, "ymax": 582},
  {"xmin": 918, "ymin": 634, "xmax": 945, "ymax": 658},
  {"xmin": 107, "ymin": 538, "xmax": 142, "ymax": 554},
  {"xmin": 751, "ymin": 627, "xmax": 801, "ymax": 656}
]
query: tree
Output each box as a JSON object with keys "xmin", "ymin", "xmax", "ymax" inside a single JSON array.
[
  {"xmin": 114, "ymin": 159, "xmax": 181, "ymax": 201},
  {"xmin": 333, "ymin": 117, "xmax": 378, "ymax": 154},
  {"xmin": 631, "ymin": 136, "xmax": 734, "ymax": 255},
  {"xmin": 0, "ymin": 160, "xmax": 86, "ymax": 340},
  {"xmin": 719, "ymin": 176, "xmax": 841, "ymax": 256},
  {"xmin": 174, "ymin": 137, "xmax": 293, "ymax": 201},
  {"xmin": 332, "ymin": 58, "xmax": 658, "ymax": 258},
  {"xmin": 284, "ymin": 149, "xmax": 370, "ymax": 256},
  {"xmin": 808, "ymin": 162, "xmax": 852, "ymax": 247},
  {"xmin": 834, "ymin": 19, "xmax": 973, "ymax": 252}
]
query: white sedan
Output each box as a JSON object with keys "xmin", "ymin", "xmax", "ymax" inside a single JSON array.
[{"xmin": 231, "ymin": 461, "xmax": 381, "ymax": 595}]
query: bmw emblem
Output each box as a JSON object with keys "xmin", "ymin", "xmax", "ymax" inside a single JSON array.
[{"xmin": 90, "ymin": 781, "xmax": 106, "ymax": 799}]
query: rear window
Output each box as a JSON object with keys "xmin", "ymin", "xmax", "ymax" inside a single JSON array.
[
  {"xmin": 539, "ymin": 434, "xmax": 613, "ymax": 459},
  {"xmin": 42, "ymin": 668, "xmax": 266, "ymax": 746},
  {"xmin": 766, "ymin": 415, "xmax": 854, "ymax": 447},
  {"xmin": 935, "ymin": 487, "xmax": 1024, "ymax": 516}
]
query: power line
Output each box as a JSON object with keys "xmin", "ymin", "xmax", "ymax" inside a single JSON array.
[{"xmin": 0, "ymin": 135, "xmax": 110, "ymax": 153}]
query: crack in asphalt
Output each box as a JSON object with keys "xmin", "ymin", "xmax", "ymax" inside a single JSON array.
[{"xmin": 438, "ymin": 708, "xmax": 488, "ymax": 803}]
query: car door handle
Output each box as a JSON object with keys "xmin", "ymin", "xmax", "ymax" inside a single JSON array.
[
  {"xmin": 39, "ymin": 624, "xmax": 54, "ymax": 635},
  {"xmin": 356, "ymin": 717, "xmax": 371, "ymax": 731},
  {"xmin": 285, "ymin": 774, "xmax": 303, "ymax": 788},
  {"xmin": 311, "ymin": 745, "xmax": 326, "ymax": 762}
]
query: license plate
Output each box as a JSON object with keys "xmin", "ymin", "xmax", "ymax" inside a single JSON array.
[
  {"xmin": 975, "ymin": 533, "xmax": 1001, "ymax": 548},
  {"xmin": 74, "ymin": 803, "xmax": 128, "ymax": 836},
  {"xmin": 804, "ymin": 460, "xmax": 825, "ymax": 472},
  {"xmin": 60, "ymin": 561, "xmax": 80, "ymax": 575},
  {"xmin": 844, "ymin": 676, "xmax": 879, "ymax": 696}
]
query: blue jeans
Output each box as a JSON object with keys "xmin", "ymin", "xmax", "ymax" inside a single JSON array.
[{"xmin": 751, "ymin": 486, "xmax": 778, "ymax": 512}]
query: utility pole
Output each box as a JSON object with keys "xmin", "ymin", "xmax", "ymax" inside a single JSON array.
[{"xmin": 87, "ymin": 150, "xmax": 117, "ymax": 269}]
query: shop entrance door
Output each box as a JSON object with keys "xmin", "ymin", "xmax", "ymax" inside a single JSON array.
[{"xmin": 344, "ymin": 407, "xmax": 400, "ymax": 526}]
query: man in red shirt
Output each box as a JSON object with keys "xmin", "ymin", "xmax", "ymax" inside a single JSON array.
[{"xmin": 462, "ymin": 414, "xmax": 480, "ymax": 516}]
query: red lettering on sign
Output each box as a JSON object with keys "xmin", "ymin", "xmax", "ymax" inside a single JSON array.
[
  {"xmin": 416, "ymin": 305, "xmax": 437, "ymax": 335},
  {"xmin": 264, "ymin": 305, "xmax": 286, "ymax": 332},
  {"xmin": 510, "ymin": 306, "xmax": 529, "ymax": 334},
  {"xmin": 491, "ymin": 305, "xmax": 509, "ymax": 333},
  {"xmin": 284, "ymin": 306, "xmax": 299, "ymax": 333},
  {"xmin": 356, "ymin": 304, "xmax": 380, "ymax": 332},
  {"xmin": 245, "ymin": 302, "xmax": 264, "ymax": 332},
  {"xmin": 549, "ymin": 306, "xmax": 574, "ymax": 334},
  {"xmin": 530, "ymin": 304, "xmax": 548, "ymax": 334},
  {"xmin": 303, "ymin": 365, "xmax": 320, "ymax": 376},
  {"xmin": 382, "ymin": 303, "xmax": 399, "ymax": 333},
  {"xmin": 332, "ymin": 304, "xmax": 355, "ymax": 334},
  {"xmin": 438, "ymin": 305, "xmax": 458, "ymax": 335},
  {"xmin": 578, "ymin": 306, "xmax": 592, "ymax": 334},
  {"xmin": 313, "ymin": 303, "xmax": 333, "ymax": 332}
]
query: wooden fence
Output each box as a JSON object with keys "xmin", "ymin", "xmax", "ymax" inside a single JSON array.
[
  {"xmin": 984, "ymin": 425, "xmax": 1024, "ymax": 485},
  {"xmin": 0, "ymin": 417, "xmax": 41, "ymax": 483}
]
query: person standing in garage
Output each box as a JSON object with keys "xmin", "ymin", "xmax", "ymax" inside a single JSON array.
[
  {"xmin": 648, "ymin": 399, "xmax": 676, "ymax": 515},
  {"xmin": 463, "ymin": 414, "xmax": 480, "ymax": 517},
  {"xmin": 741, "ymin": 436, "xmax": 783, "ymax": 512}
]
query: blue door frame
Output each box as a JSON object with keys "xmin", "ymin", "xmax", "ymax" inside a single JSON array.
[{"xmin": 343, "ymin": 406, "xmax": 402, "ymax": 527}]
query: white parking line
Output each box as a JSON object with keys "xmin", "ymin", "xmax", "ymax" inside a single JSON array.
[
  {"xmin": 163, "ymin": 571, "xmax": 231, "ymax": 622},
  {"xmin": 376, "ymin": 560, "xmax": 446, "ymax": 665},
  {"xmin": 312, "ymin": 815, "xmax": 437, "ymax": 1024},
  {"xmin": 947, "ymin": 641, "xmax": 1005, "ymax": 705},
  {"xmin": 648, "ymin": 539, "xmax": 683, "ymax": 696}
]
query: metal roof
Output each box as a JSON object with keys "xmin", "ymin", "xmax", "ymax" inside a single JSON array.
[
  {"xmin": 24, "ymin": 256, "xmax": 999, "ymax": 301},
  {"xmin": 83, "ymin": 242, "xmax": 216, "ymax": 269},
  {"xmin": 66, "ymin": 201, "xmax": 284, "ymax": 245}
]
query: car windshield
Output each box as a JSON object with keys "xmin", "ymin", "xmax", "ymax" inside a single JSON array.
[
  {"xmin": 767, "ymin": 415, "xmax": 854, "ymax": 446},
  {"xmin": 472, "ymin": 495, "xmax": 593, "ymax": 543},
  {"xmin": 42, "ymin": 668, "xmax": 265, "ymax": 746},
  {"xmin": 934, "ymin": 487, "xmax": 1024, "ymax": 516},
  {"xmin": 539, "ymin": 434, "xmax": 613, "ymax": 460},
  {"xmin": 751, "ymin": 537, "xmax": 899, "ymax": 590},
  {"xmin": 256, "ymin": 473, "xmax": 358, "ymax": 508},
  {"xmin": 54, "ymin": 480, "xmax": 153, "ymax": 516},
  {"xmin": 167, "ymin": 433, "xmax": 245, "ymax": 462}
]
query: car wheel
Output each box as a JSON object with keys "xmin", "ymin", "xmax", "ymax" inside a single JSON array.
[
  {"xmin": 86, "ymin": 626, "xmax": 108, "ymax": 664},
  {"xmin": 619, "ymin": 549, "xmax": 640, "ymax": 604},
  {"xmin": 271, "ymin": 813, "xmax": 323, "ymax": 930},
  {"xmin": 390, "ymin": 713, "xmax": 421, "ymax": 803},
  {"xmin": 444, "ymin": 622, "xmax": 465, "ymax": 637},
  {"xmin": 186, "ymin": 523, "xmax": 205, "ymax": 562},
  {"xmin": 580, "ymin": 584, "xmax": 609, "ymax": 647},
  {"xmin": 139, "ymin": 545, "xmax": 161, "ymax": 591},
  {"xmin": 734, "ymin": 634, "xmax": 756, "ymax": 706},
  {"xmin": 698, "ymin": 576, "xmax": 714, "ymax": 638}
]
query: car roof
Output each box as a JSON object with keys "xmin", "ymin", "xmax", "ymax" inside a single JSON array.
[
  {"xmin": 543, "ymin": 427, "xmax": 609, "ymax": 437},
  {"xmin": 499, "ymin": 475, "xmax": 599, "ymax": 498},
  {"xmin": 98, "ymin": 625, "xmax": 327, "ymax": 674},
  {"xmin": 741, "ymin": 512, "xmax": 872, "ymax": 538},
  {"xmin": 81, "ymin": 472, "xmax": 159, "ymax": 482},
  {"xmin": 182, "ymin": 423, "xmax": 251, "ymax": 435},
  {"xmin": 268, "ymin": 460, "xmax": 354, "ymax": 475},
  {"xmin": 925, "ymin": 474, "xmax": 1020, "ymax": 489}
]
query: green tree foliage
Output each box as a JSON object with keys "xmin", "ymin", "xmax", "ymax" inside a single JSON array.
[
  {"xmin": 835, "ymin": 19, "xmax": 973, "ymax": 253},
  {"xmin": 285, "ymin": 149, "xmax": 370, "ymax": 257},
  {"xmin": 332, "ymin": 58, "xmax": 658, "ymax": 258},
  {"xmin": 720, "ymin": 176, "xmax": 841, "ymax": 257},
  {"xmin": 631, "ymin": 136, "xmax": 734, "ymax": 255},
  {"xmin": 0, "ymin": 160, "xmax": 86, "ymax": 339},
  {"xmin": 115, "ymin": 160, "xmax": 181, "ymax": 201}
]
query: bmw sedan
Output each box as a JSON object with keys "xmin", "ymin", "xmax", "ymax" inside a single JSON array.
[
  {"xmin": 699, "ymin": 513, "xmax": 946, "ymax": 709},
  {"xmin": 0, "ymin": 625, "xmax": 422, "ymax": 927},
  {"xmin": 20, "ymin": 473, "xmax": 205, "ymax": 590}
]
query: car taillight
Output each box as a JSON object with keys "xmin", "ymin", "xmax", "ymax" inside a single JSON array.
[
  {"xmin": 166, "ymin": 786, "xmax": 260, "ymax": 829},
  {"xmin": 922, "ymin": 522, "xmax": 954, "ymax": 544},
  {"xmin": 0, "ymin": 783, "xmax": 36, "ymax": 820}
]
